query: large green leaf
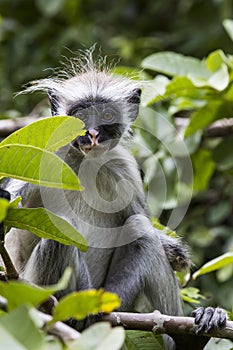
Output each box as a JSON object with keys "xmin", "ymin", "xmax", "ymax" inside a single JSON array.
[
  {"xmin": 0, "ymin": 144, "xmax": 83, "ymax": 190},
  {"xmin": 1, "ymin": 116, "xmax": 85, "ymax": 152},
  {"xmin": 0, "ymin": 305, "xmax": 44, "ymax": 350},
  {"xmin": 0, "ymin": 325, "xmax": 27, "ymax": 350},
  {"xmin": 142, "ymin": 52, "xmax": 210, "ymax": 78},
  {"xmin": 193, "ymin": 252, "xmax": 233, "ymax": 280},
  {"xmin": 125, "ymin": 330, "xmax": 164, "ymax": 350},
  {"xmin": 0, "ymin": 268, "xmax": 71, "ymax": 311},
  {"xmin": 69, "ymin": 322, "xmax": 125, "ymax": 350},
  {"xmin": 52, "ymin": 289, "xmax": 120, "ymax": 322},
  {"xmin": 5, "ymin": 207, "xmax": 88, "ymax": 251}
]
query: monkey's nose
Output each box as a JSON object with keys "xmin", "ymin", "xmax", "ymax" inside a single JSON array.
[{"xmin": 88, "ymin": 128, "xmax": 99, "ymax": 146}]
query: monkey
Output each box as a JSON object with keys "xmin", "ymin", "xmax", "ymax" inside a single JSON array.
[{"xmin": 1, "ymin": 51, "xmax": 227, "ymax": 349}]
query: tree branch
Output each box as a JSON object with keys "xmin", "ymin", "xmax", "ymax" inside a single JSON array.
[
  {"xmin": 0, "ymin": 116, "xmax": 40, "ymax": 137},
  {"xmin": 0, "ymin": 297, "xmax": 80, "ymax": 343},
  {"xmin": 0, "ymin": 240, "xmax": 19, "ymax": 279},
  {"xmin": 101, "ymin": 311, "xmax": 233, "ymax": 340},
  {"xmin": 175, "ymin": 117, "xmax": 233, "ymax": 137},
  {"xmin": 38, "ymin": 310, "xmax": 81, "ymax": 343}
]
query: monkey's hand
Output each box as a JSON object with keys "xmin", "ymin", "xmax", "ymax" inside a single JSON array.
[
  {"xmin": 159, "ymin": 234, "xmax": 191, "ymax": 271},
  {"xmin": 192, "ymin": 306, "xmax": 227, "ymax": 335}
]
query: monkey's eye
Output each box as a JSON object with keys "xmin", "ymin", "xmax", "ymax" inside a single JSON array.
[
  {"xmin": 102, "ymin": 111, "xmax": 115, "ymax": 123},
  {"xmin": 76, "ymin": 111, "xmax": 88, "ymax": 123}
]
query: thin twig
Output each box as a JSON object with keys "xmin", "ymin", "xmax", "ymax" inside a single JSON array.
[{"xmin": 0, "ymin": 239, "xmax": 19, "ymax": 279}]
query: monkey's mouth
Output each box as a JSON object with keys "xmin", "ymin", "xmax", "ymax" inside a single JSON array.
[{"xmin": 72, "ymin": 138, "xmax": 111, "ymax": 156}]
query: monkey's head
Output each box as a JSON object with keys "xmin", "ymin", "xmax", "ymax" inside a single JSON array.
[{"xmin": 25, "ymin": 57, "xmax": 141, "ymax": 156}]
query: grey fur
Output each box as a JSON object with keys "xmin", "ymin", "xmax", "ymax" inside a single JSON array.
[{"xmin": 3, "ymin": 58, "xmax": 193, "ymax": 349}]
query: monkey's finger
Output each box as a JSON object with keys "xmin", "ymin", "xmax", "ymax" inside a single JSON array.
[
  {"xmin": 191, "ymin": 306, "xmax": 204, "ymax": 323},
  {"xmin": 206, "ymin": 307, "xmax": 227, "ymax": 333},
  {"xmin": 195, "ymin": 307, "xmax": 214, "ymax": 335}
]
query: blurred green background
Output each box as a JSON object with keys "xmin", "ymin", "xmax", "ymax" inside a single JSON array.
[
  {"xmin": 1, "ymin": 0, "xmax": 233, "ymax": 114},
  {"xmin": 0, "ymin": 0, "xmax": 233, "ymax": 311}
]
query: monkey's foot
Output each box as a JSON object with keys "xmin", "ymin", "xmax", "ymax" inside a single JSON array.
[{"xmin": 192, "ymin": 306, "xmax": 227, "ymax": 335}]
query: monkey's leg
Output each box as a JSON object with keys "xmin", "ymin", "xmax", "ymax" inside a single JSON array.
[
  {"xmin": 103, "ymin": 215, "xmax": 183, "ymax": 315},
  {"xmin": 23, "ymin": 239, "xmax": 92, "ymax": 296}
]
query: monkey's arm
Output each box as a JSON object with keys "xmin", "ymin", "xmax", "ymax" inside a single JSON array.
[
  {"xmin": 2, "ymin": 179, "xmax": 38, "ymax": 206},
  {"xmin": 159, "ymin": 233, "xmax": 191, "ymax": 272}
]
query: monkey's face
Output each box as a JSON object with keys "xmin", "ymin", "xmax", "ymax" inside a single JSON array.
[{"xmin": 69, "ymin": 102, "xmax": 127, "ymax": 155}]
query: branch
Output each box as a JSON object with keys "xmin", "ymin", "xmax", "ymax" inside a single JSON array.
[
  {"xmin": 38, "ymin": 310, "xmax": 81, "ymax": 343},
  {"xmin": 0, "ymin": 297, "xmax": 80, "ymax": 343},
  {"xmin": 0, "ymin": 240, "xmax": 19, "ymax": 279},
  {"xmin": 175, "ymin": 117, "xmax": 233, "ymax": 137},
  {"xmin": 0, "ymin": 116, "xmax": 40, "ymax": 137},
  {"xmin": 101, "ymin": 311, "xmax": 233, "ymax": 340}
]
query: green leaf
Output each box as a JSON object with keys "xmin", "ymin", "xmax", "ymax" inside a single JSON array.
[
  {"xmin": 151, "ymin": 217, "xmax": 177, "ymax": 237},
  {"xmin": 217, "ymin": 263, "xmax": 233, "ymax": 283},
  {"xmin": 141, "ymin": 75, "xmax": 169, "ymax": 106},
  {"xmin": 192, "ymin": 149, "xmax": 215, "ymax": 192},
  {"xmin": 185, "ymin": 101, "xmax": 222, "ymax": 137},
  {"xmin": 0, "ymin": 144, "xmax": 83, "ymax": 190},
  {"xmin": 223, "ymin": 19, "xmax": 233, "ymax": 42},
  {"xmin": 0, "ymin": 281, "xmax": 53, "ymax": 311},
  {"xmin": 0, "ymin": 324, "xmax": 27, "ymax": 350},
  {"xmin": 1, "ymin": 116, "xmax": 85, "ymax": 152},
  {"xmin": 5, "ymin": 207, "xmax": 88, "ymax": 251},
  {"xmin": 69, "ymin": 322, "xmax": 125, "ymax": 350},
  {"xmin": 125, "ymin": 330, "xmax": 164, "ymax": 350},
  {"xmin": 193, "ymin": 252, "xmax": 233, "ymax": 280},
  {"xmin": 165, "ymin": 76, "xmax": 197, "ymax": 97},
  {"xmin": 9, "ymin": 196, "xmax": 22, "ymax": 208},
  {"xmin": 0, "ymin": 268, "xmax": 72, "ymax": 311},
  {"xmin": 142, "ymin": 52, "xmax": 210, "ymax": 78},
  {"xmin": 213, "ymin": 137, "xmax": 233, "ymax": 170},
  {"xmin": 0, "ymin": 305, "xmax": 44, "ymax": 350},
  {"xmin": 52, "ymin": 289, "xmax": 120, "ymax": 322},
  {"xmin": 206, "ymin": 50, "xmax": 232, "ymax": 72},
  {"xmin": 0, "ymin": 198, "xmax": 10, "ymax": 222},
  {"xmin": 207, "ymin": 64, "xmax": 229, "ymax": 91},
  {"xmin": 180, "ymin": 287, "xmax": 205, "ymax": 304}
]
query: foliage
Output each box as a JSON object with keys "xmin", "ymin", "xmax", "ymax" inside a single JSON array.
[
  {"xmin": 69, "ymin": 322, "xmax": 125, "ymax": 350},
  {"xmin": 0, "ymin": 1, "xmax": 233, "ymax": 348},
  {"xmin": 0, "ymin": 284, "xmax": 122, "ymax": 350},
  {"xmin": 0, "ymin": 116, "xmax": 88, "ymax": 251},
  {"xmin": 125, "ymin": 330, "xmax": 164, "ymax": 350},
  {"xmin": 131, "ymin": 21, "xmax": 233, "ymax": 314},
  {"xmin": 0, "ymin": 0, "xmax": 233, "ymax": 114},
  {"xmin": 0, "ymin": 116, "xmax": 84, "ymax": 189},
  {"xmin": 52, "ymin": 289, "xmax": 120, "ymax": 322}
]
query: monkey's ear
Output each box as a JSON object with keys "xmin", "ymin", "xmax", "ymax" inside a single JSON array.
[
  {"xmin": 48, "ymin": 89, "xmax": 60, "ymax": 116},
  {"xmin": 127, "ymin": 88, "xmax": 142, "ymax": 104}
]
